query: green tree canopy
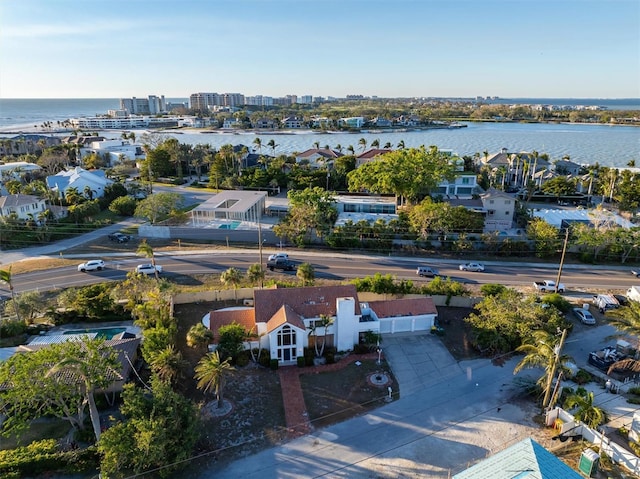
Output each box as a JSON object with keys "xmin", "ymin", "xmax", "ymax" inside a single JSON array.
[
  {"xmin": 134, "ymin": 192, "xmax": 184, "ymax": 224},
  {"xmin": 0, "ymin": 339, "xmax": 119, "ymax": 441},
  {"xmin": 273, "ymin": 187, "xmax": 337, "ymax": 245}
]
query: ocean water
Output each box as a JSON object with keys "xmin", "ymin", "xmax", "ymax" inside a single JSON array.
[{"xmin": 0, "ymin": 98, "xmax": 638, "ymax": 168}]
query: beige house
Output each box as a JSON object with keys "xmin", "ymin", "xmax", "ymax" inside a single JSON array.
[{"xmin": 481, "ymin": 189, "xmax": 515, "ymax": 231}]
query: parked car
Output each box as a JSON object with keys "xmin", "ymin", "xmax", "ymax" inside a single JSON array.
[
  {"xmin": 573, "ymin": 307, "xmax": 596, "ymax": 325},
  {"xmin": 108, "ymin": 232, "xmax": 132, "ymax": 243},
  {"xmin": 613, "ymin": 294, "xmax": 629, "ymax": 306},
  {"xmin": 416, "ymin": 266, "xmax": 439, "ymax": 278},
  {"xmin": 632, "ymin": 269, "xmax": 640, "ymax": 278},
  {"xmin": 459, "ymin": 262, "xmax": 485, "ymax": 272},
  {"xmin": 136, "ymin": 264, "xmax": 163, "ymax": 275},
  {"xmin": 533, "ymin": 280, "xmax": 565, "ymax": 293},
  {"xmin": 268, "ymin": 253, "xmax": 289, "ymax": 261},
  {"xmin": 77, "ymin": 260, "xmax": 105, "ymax": 272}
]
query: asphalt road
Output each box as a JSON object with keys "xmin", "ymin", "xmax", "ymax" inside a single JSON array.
[{"xmin": 2, "ymin": 250, "xmax": 638, "ymax": 297}]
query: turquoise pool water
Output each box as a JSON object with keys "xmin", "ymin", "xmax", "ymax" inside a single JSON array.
[
  {"xmin": 63, "ymin": 327, "xmax": 127, "ymax": 339},
  {"xmin": 219, "ymin": 221, "xmax": 241, "ymax": 230}
]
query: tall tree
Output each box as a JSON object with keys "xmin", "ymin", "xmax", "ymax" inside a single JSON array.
[
  {"xmin": 220, "ymin": 267, "xmax": 243, "ymax": 301},
  {"xmin": 358, "ymin": 137, "xmax": 368, "ymax": 152},
  {"xmin": 194, "ymin": 351, "xmax": 234, "ymax": 409},
  {"xmin": 137, "ymin": 240, "xmax": 160, "ymax": 280},
  {"xmin": 564, "ymin": 390, "xmax": 607, "ymax": 428},
  {"xmin": 297, "ymin": 262, "xmax": 315, "ymax": 286}
]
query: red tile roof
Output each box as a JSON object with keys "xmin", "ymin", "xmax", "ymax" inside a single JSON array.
[
  {"xmin": 266, "ymin": 304, "xmax": 306, "ymax": 333},
  {"xmin": 209, "ymin": 307, "xmax": 257, "ymax": 341},
  {"xmin": 356, "ymin": 148, "xmax": 393, "ymax": 159},
  {"xmin": 253, "ymin": 285, "xmax": 360, "ymax": 324},
  {"xmin": 367, "ymin": 297, "xmax": 437, "ymax": 318}
]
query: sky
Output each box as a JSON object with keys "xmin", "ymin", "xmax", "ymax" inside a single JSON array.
[{"xmin": 0, "ymin": 0, "xmax": 638, "ymax": 99}]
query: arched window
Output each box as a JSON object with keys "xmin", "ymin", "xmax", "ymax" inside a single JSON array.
[{"xmin": 276, "ymin": 325, "xmax": 297, "ymax": 362}]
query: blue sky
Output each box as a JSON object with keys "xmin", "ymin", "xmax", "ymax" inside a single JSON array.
[{"xmin": 1, "ymin": 0, "xmax": 638, "ymax": 99}]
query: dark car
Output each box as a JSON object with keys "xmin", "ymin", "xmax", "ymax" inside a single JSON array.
[
  {"xmin": 108, "ymin": 232, "xmax": 132, "ymax": 243},
  {"xmin": 267, "ymin": 258, "xmax": 296, "ymax": 271}
]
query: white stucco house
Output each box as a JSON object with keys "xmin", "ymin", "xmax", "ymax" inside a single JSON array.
[
  {"xmin": 0, "ymin": 194, "xmax": 48, "ymax": 220},
  {"xmin": 205, "ymin": 285, "xmax": 438, "ymax": 365},
  {"xmin": 46, "ymin": 167, "xmax": 113, "ymax": 199},
  {"xmin": 80, "ymin": 139, "xmax": 140, "ymax": 166}
]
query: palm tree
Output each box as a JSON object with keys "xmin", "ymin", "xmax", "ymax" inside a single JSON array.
[
  {"xmin": 64, "ymin": 186, "xmax": 83, "ymax": 206},
  {"xmin": 296, "ymin": 262, "xmax": 315, "ymax": 286},
  {"xmin": 513, "ymin": 330, "xmax": 571, "ymax": 408},
  {"xmin": 371, "ymin": 139, "xmax": 380, "ymax": 149},
  {"xmin": 335, "ymin": 144, "xmax": 343, "ymax": 153},
  {"xmin": 564, "ymin": 390, "xmax": 607, "ymax": 428},
  {"xmin": 220, "ymin": 267, "xmax": 243, "ymax": 301},
  {"xmin": 267, "ymin": 139, "xmax": 277, "ymax": 156},
  {"xmin": 384, "ymin": 142, "xmax": 392, "ymax": 149},
  {"xmin": 149, "ymin": 345, "xmax": 189, "ymax": 386},
  {"xmin": 0, "ymin": 267, "xmax": 20, "ymax": 321},
  {"xmin": 397, "ymin": 140, "xmax": 406, "ymax": 149},
  {"xmin": 136, "ymin": 240, "xmax": 160, "ymax": 280},
  {"xmin": 194, "ymin": 351, "xmax": 234, "ymax": 409},
  {"xmin": 83, "ymin": 185, "xmax": 96, "ymax": 200},
  {"xmin": 358, "ymin": 137, "xmax": 367, "ymax": 152},
  {"xmin": 252, "ymin": 137, "xmax": 263, "ymax": 154},
  {"xmin": 247, "ymin": 263, "xmax": 265, "ymax": 287},
  {"xmin": 313, "ymin": 141, "xmax": 320, "ymax": 150},
  {"xmin": 186, "ymin": 323, "xmax": 214, "ymax": 351},
  {"xmin": 606, "ymin": 301, "xmax": 640, "ymax": 357},
  {"xmin": 347, "ymin": 145, "xmax": 355, "ymax": 155}
]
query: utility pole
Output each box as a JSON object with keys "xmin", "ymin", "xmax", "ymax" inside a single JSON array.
[
  {"xmin": 543, "ymin": 328, "xmax": 567, "ymax": 409},
  {"xmin": 555, "ymin": 228, "xmax": 570, "ymax": 293},
  {"xmin": 258, "ymin": 210, "xmax": 264, "ymax": 288}
]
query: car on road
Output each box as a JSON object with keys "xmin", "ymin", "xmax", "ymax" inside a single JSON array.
[
  {"xmin": 77, "ymin": 260, "xmax": 105, "ymax": 272},
  {"xmin": 459, "ymin": 262, "xmax": 485, "ymax": 272},
  {"xmin": 632, "ymin": 269, "xmax": 640, "ymax": 278},
  {"xmin": 267, "ymin": 258, "xmax": 296, "ymax": 271},
  {"xmin": 416, "ymin": 266, "xmax": 439, "ymax": 277},
  {"xmin": 136, "ymin": 264, "xmax": 163, "ymax": 275},
  {"xmin": 573, "ymin": 307, "xmax": 596, "ymax": 325},
  {"xmin": 108, "ymin": 232, "xmax": 133, "ymax": 243},
  {"xmin": 268, "ymin": 253, "xmax": 289, "ymax": 261}
]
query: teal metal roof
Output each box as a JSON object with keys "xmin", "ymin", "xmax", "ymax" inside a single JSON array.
[{"xmin": 453, "ymin": 438, "xmax": 583, "ymax": 479}]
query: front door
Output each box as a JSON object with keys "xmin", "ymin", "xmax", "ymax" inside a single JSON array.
[{"xmin": 276, "ymin": 325, "xmax": 298, "ymax": 364}]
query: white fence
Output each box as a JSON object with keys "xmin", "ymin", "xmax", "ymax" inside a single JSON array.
[{"xmin": 547, "ymin": 407, "xmax": 640, "ymax": 475}]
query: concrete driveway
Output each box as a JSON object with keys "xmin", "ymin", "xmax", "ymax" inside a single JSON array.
[{"xmin": 381, "ymin": 331, "xmax": 464, "ymax": 398}]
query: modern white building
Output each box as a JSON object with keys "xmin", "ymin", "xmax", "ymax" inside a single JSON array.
[
  {"xmin": 81, "ymin": 139, "xmax": 140, "ymax": 165},
  {"xmin": 190, "ymin": 190, "xmax": 267, "ymax": 226},
  {"xmin": 206, "ymin": 285, "xmax": 438, "ymax": 365},
  {"xmin": 333, "ymin": 194, "xmax": 398, "ymax": 226}
]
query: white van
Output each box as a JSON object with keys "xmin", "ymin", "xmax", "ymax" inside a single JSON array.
[
  {"xmin": 417, "ymin": 266, "xmax": 439, "ymax": 278},
  {"xmin": 592, "ymin": 294, "xmax": 620, "ymax": 313}
]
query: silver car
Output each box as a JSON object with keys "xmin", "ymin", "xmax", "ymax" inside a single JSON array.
[
  {"xmin": 573, "ymin": 308, "xmax": 596, "ymax": 325},
  {"xmin": 77, "ymin": 260, "xmax": 105, "ymax": 272},
  {"xmin": 459, "ymin": 262, "xmax": 485, "ymax": 272}
]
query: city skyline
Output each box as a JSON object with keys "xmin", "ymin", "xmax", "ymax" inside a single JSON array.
[{"xmin": 1, "ymin": 0, "xmax": 638, "ymax": 100}]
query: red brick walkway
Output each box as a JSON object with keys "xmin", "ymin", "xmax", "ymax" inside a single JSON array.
[{"xmin": 278, "ymin": 352, "xmax": 378, "ymax": 439}]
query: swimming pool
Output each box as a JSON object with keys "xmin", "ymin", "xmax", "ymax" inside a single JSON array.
[
  {"xmin": 218, "ymin": 221, "xmax": 241, "ymax": 230},
  {"xmin": 62, "ymin": 327, "xmax": 127, "ymax": 340}
]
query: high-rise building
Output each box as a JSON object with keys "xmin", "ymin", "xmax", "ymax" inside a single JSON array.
[
  {"xmin": 222, "ymin": 93, "xmax": 245, "ymax": 107},
  {"xmin": 119, "ymin": 95, "xmax": 166, "ymax": 115},
  {"xmin": 298, "ymin": 95, "xmax": 313, "ymax": 104},
  {"xmin": 189, "ymin": 92, "xmax": 221, "ymax": 110}
]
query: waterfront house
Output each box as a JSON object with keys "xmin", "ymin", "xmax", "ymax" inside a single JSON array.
[
  {"xmin": 295, "ymin": 148, "xmax": 343, "ymax": 168},
  {"xmin": 205, "ymin": 285, "xmax": 438, "ymax": 365},
  {"xmin": 355, "ymin": 148, "xmax": 393, "ymax": 167},
  {"xmin": 282, "ymin": 116, "xmax": 305, "ymax": 129}
]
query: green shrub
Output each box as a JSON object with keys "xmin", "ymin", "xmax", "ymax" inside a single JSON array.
[
  {"xmin": 0, "ymin": 439, "xmax": 60, "ymax": 476},
  {"xmin": 0, "ymin": 319, "xmax": 28, "ymax": 338},
  {"xmin": 627, "ymin": 397, "xmax": 640, "ymax": 405},
  {"xmin": 480, "ymin": 283, "xmax": 507, "ymax": 297},
  {"xmin": 270, "ymin": 358, "xmax": 279, "ymax": 370},
  {"xmin": 324, "ymin": 347, "xmax": 337, "ymax": 364},
  {"xmin": 303, "ymin": 347, "xmax": 315, "ymax": 366},
  {"xmin": 297, "ymin": 356, "xmax": 306, "ymax": 368},
  {"xmin": 235, "ymin": 350, "xmax": 251, "ymax": 367},
  {"xmin": 573, "ymin": 369, "xmax": 593, "ymax": 385},
  {"xmin": 353, "ymin": 343, "xmax": 370, "ymax": 354},
  {"xmin": 540, "ymin": 293, "xmax": 572, "ymax": 313},
  {"xmin": 629, "ymin": 441, "xmax": 640, "ymax": 456},
  {"xmin": 628, "ymin": 386, "xmax": 640, "ymax": 395}
]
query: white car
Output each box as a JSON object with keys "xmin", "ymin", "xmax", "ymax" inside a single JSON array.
[
  {"xmin": 136, "ymin": 264, "xmax": 163, "ymax": 275},
  {"xmin": 459, "ymin": 262, "xmax": 485, "ymax": 272},
  {"xmin": 268, "ymin": 253, "xmax": 289, "ymax": 261},
  {"xmin": 573, "ymin": 308, "xmax": 596, "ymax": 325},
  {"xmin": 77, "ymin": 260, "xmax": 105, "ymax": 272}
]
